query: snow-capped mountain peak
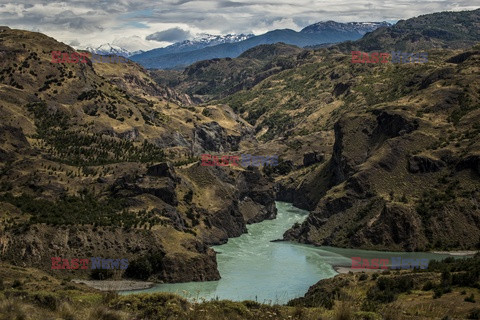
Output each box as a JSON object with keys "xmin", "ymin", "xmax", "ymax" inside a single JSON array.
[
  {"xmin": 167, "ymin": 33, "xmax": 255, "ymax": 50},
  {"xmin": 83, "ymin": 43, "xmax": 144, "ymax": 57}
]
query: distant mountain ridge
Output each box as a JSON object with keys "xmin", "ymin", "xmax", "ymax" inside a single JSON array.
[
  {"xmin": 131, "ymin": 33, "xmax": 254, "ymax": 65},
  {"xmin": 130, "ymin": 21, "xmax": 391, "ymax": 69},
  {"xmin": 301, "ymin": 21, "xmax": 390, "ymax": 35},
  {"xmin": 164, "ymin": 33, "xmax": 255, "ymax": 53},
  {"xmin": 335, "ymin": 8, "xmax": 480, "ymax": 51},
  {"xmin": 84, "ymin": 43, "xmax": 144, "ymax": 57},
  {"xmin": 150, "ymin": 43, "xmax": 307, "ymax": 103}
]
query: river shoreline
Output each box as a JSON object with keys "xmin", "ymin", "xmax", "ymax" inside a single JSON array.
[
  {"xmin": 332, "ymin": 250, "xmax": 478, "ymax": 274},
  {"xmin": 432, "ymin": 250, "xmax": 478, "ymax": 256},
  {"xmin": 73, "ymin": 250, "xmax": 478, "ymax": 291},
  {"xmin": 72, "ymin": 279, "xmax": 155, "ymax": 291}
]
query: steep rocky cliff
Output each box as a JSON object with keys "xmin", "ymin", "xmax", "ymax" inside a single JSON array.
[{"xmin": 285, "ymin": 92, "xmax": 480, "ymax": 250}]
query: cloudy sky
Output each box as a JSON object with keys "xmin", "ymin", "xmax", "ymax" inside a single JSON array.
[{"xmin": 0, "ymin": 0, "xmax": 478, "ymax": 51}]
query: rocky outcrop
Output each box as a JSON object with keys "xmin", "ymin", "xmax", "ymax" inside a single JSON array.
[
  {"xmin": 205, "ymin": 202, "xmax": 248, "ymax": 242},
  {"xmin": 408, "ymin": 155, "xmax": 446, "ymax": 173},
  {"xmin": 0, "ymin": 224, "xmax": 220, "ymax": 282},
  {"xmin": 445, "ymin": 50, "xmax": 480, "ymax": 64},
  {"xmin": 111, "ymin": 174, "xmax": 178, "ymax": 207},
  {"xmin": 332, "ymin": 82, "xmax": 350, "ymax": 97},
  {"xmin": 154, "ymin": 131, "xmax": 191, "ymax": 149},
  {"xmin": 329, "ymin": 115, "xmax": 376, "ymax": 186},
  {"xmin": 192, "ymin": 164, "xmax": 277, "ymax": 245},
  {"xmin": 0, "ymin": 125, "xmax": 31, "ymax": 161},
  {"xmin": 419, "ymin": 67, "xmax": 455, "ymax": 90},
  {"xmin": 456, "ymin": 154, "xmax": 480, "ymax": 175},
  {"xmin": 371, "ymin": 111, "xmax": 419, "ymax": 142},
  {"xmin": 282, "ymin": 109, "xmax": 480, "ymax": 251},
  {"xmin": 362, "ymin": 203, "xmax": 427, "ymax": 251},
  {"xmin": 0, "ymin": 157, "xmax": 279, "ymax": 282},
  {"xmin": 147, "ymin": 162, "xmax": 180, "ymax": 182},
  {"xmin": 160, "ymin": 248, "xmax": 220, "ymax": 282},
  {"xmin": 193, "ymin": 122, "xmax": 242, "ymax": 153},
  {"xmin": 275, "ymin": 182, "xmax": 297, "ymax": 204},
  {"xmin": 115, "ymin": 127, "xmax": 139, "ymax": 141},
  {"xmin": 303, "ymin": 151, "xmax": 325, "ymax": 167},
  {"xmin": 237, "ymin": 167, "xmax": 277, "ymax": 223}
]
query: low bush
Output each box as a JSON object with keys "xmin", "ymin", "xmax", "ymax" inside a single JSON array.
[
  {"xmin": 367, "ymin": 275, "xmax": 414, "ymax": 303},
  {"xmin": 91, "ymin": 268, "xmax": 114, "ymax": 280},
  {"xmin": 465, "ymin": 294, "xmax": 476, "ymax": 303},
  {"xmin": 125, "ymin": 252, "xmax": 164, "ymax": 280},
  {"xmin": 32, "ymin": 292, "xmax": 60, "ymax": 311},
  {"xmin": 469, "ymin": 308, "xmax": 480, "ymax": 320}
]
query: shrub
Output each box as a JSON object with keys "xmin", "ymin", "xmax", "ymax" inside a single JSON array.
[
  {"xmin": 0, "ymin": 299, "xmax": 28, "ymax": 320},
  {"xmin": 32, "ymin": 292, "xmax": 60, "ymax": 311},
  {"xmin": 354, "ymin": 311, "xmax": 382, "ymax": 320},
  {"xmin": 202, "ymin": 108, "xmax": 212, "ymax": 117},
  {"xmin": 125, "ymin": 252, "xmax": 164, "ymax": 280},
  {"xmin": 359, "ymin": 273, "xmax": 368, "ymax": 281},
  {"xmin": 102, "ymin": 291, "xmax": 119, "ymax": 304},
  {"xmin": 334, "ymin": 301, "xmax": 352, "ymax": 320},
  {"xmin": 12, "ymin": 280, "xmax": 22, "ymax": 288},
  {"xmin": 58, "ymin": 302, "xmax": 76, "ymax": 320},
  {"xmin": 125, "ymin": 257, "xmax": 153, "ymax": 280},
  {"xmin": 468, "ymin": 308, "xmax": 480, "ymax": 319},
  {"xmin": 433, "ymin": 287, "xmax": 443, "ymax": 299},
  {"xmin": 422, "ymin": 281, "xmax": 435, "ymax": 291},
  {"xmin": 243, "ymin": 300, "xmax": 261, "ymax": 309},
  {"xmin": 361, "ymin": 300, "xmax": 379, "ymax": 312},
  {"xmin": 109, "ymin": 293, "xmax": 188, "ymax": 319},
  {"xmin": 91, "ymin": 268, "xmax": 114, "ymax": 280},
  {"xmin": 465, "ymin": 294, "xmax": 476, "ymax": 303},
  {"xmin": 367, "ymin": 275, "xmax": 414, "ymax": 303},
  {"xmin": 88, "ymin": 306, "xmax": 126, "ymax": 320},
  {"xmin": 183, "ymin": 190, "xmax": 193, "ymax": 204}
]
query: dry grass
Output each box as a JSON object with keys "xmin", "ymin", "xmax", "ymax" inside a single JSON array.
[
  {"xmin": 333, "ymin": 300, "xmax": 353, "ymax": 320},
  {"xmin": 0, "ymin": 299, "xmax": 29, "ymax": 320}
]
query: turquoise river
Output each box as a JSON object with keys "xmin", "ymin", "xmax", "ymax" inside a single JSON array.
[{"xmin": 121, "ymin": 201, "xmax": 460, "ymax": 304}]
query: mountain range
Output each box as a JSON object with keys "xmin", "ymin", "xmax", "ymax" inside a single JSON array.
[
  {"xmin": 83, "ymin": 43, "xmax": 144, "ymax": 57},
  {"xmin": 154, "ymin": 33, "xmax": 255, "ymax": 54},
  {"xmin": 130, "ymin": 21, "xmax": 391, "ymax": 69},
  {"xmin": 1, "ymin": 7, "xmax": 480, "ymax": 319},
  {"xmin": 81, "ymin": 34, "xmax": 253, "ymax": 58}
]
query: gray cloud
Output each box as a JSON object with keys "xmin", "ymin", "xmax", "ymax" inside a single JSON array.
[
  {"xmin": 69, "ymin": 39, "xmax": 80, "ymax": 46},
  {"xmin": 0, "ymin": 0, "xmax": 477, "ymax": 51},
  {"xmin": 146, "ymin": 27, "xmax": 192, "ymax": 42},
  {"xmin": 218, "ymin": 1, "xmax": 254, "ymax": 8}
]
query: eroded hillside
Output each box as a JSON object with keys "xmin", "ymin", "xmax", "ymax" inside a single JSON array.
[
  {"xmin": 218, "ymin": 43, "xmax": 480, "ymax": 250},
  {"xmin": 0, "ymin": 27, "xmax": 277, "ymax": 281}
]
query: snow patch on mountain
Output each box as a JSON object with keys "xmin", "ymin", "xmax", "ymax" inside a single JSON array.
[
  {"xmin": 167, "ymin": 33, "xmax": 255, "ymax": 50},
  {"xmin": 301, "ymin": 21, "xmax": 391, "ymax": 35},
  {"xmin": 83, "ymin": 43, "xmax": 144, "ymax": 57}
]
